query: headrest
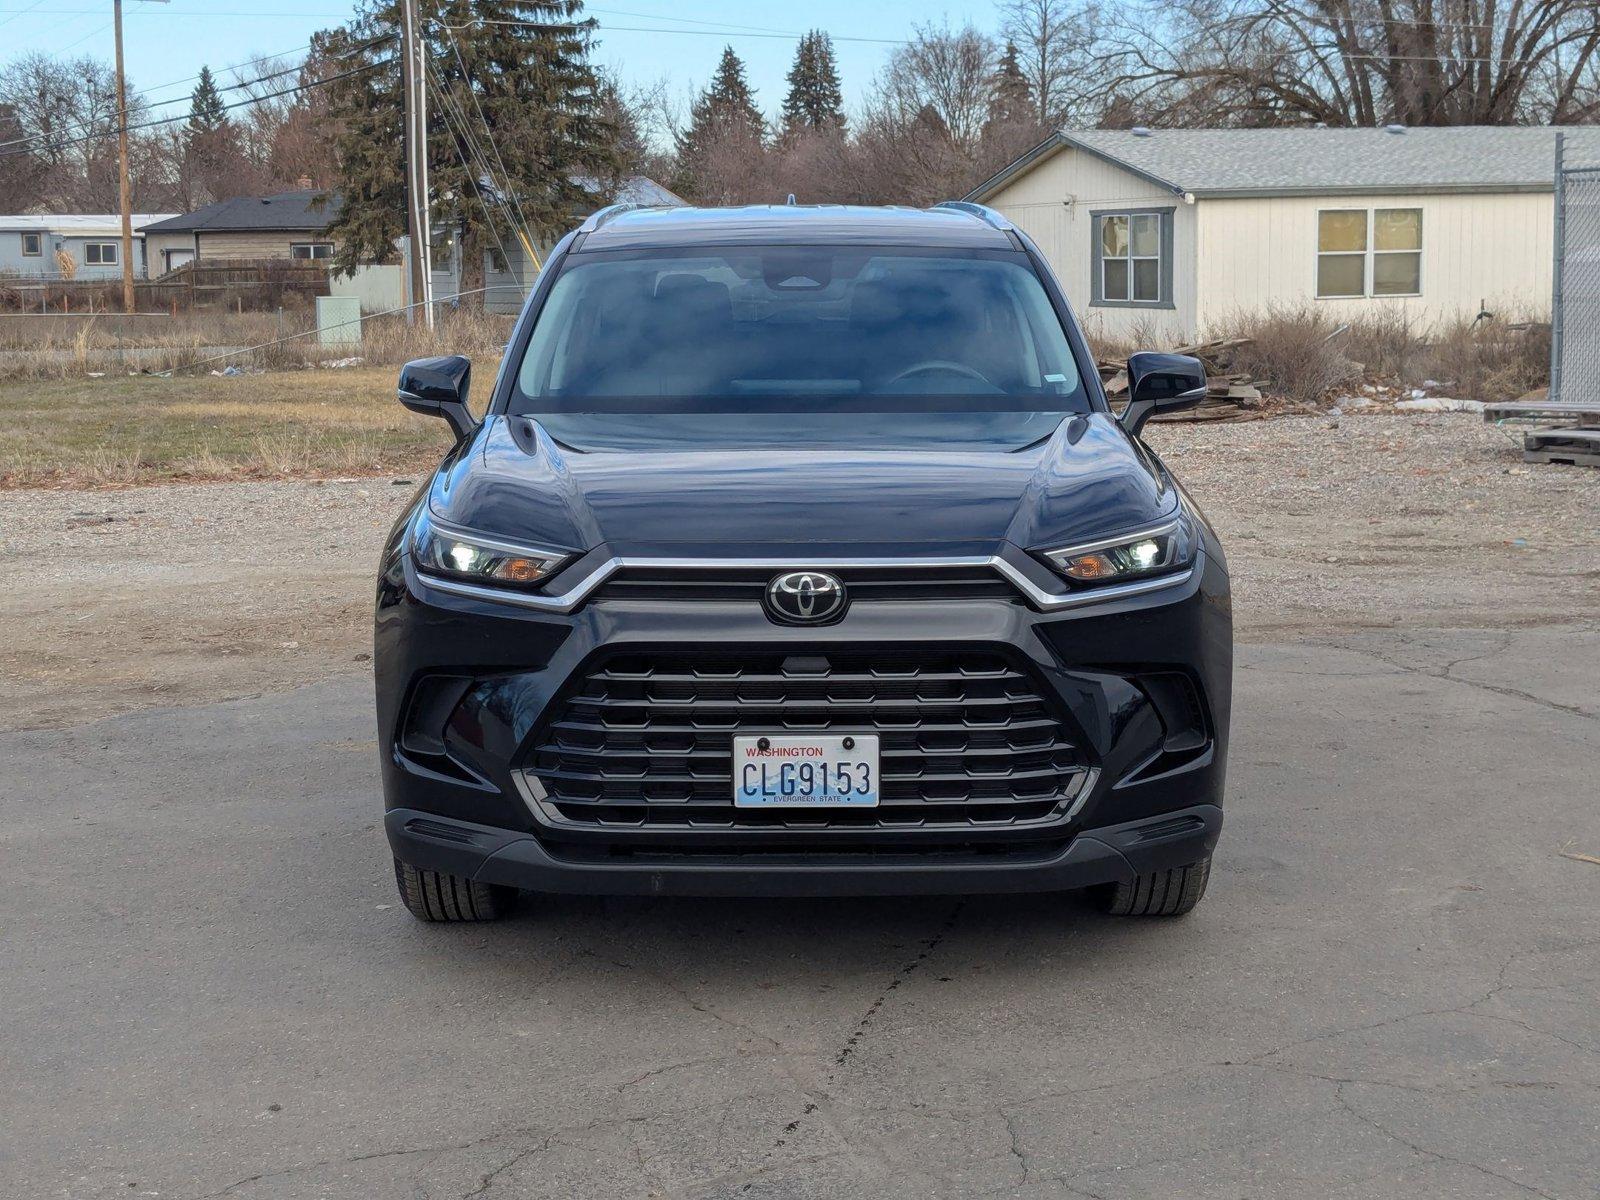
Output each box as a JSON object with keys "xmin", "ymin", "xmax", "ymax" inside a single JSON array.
[
  {"xmin": 653, "ymin": 273, "xmax": 731, "ymax": 324},
  {"xmin": 850, "ymin": 280, "xmax": 903, "ymax": 327}
]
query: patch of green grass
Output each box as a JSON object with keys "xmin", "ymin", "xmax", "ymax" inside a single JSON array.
[{"xmin": 0, "ymin": 368, "xmax": 463, "ymax": 487}]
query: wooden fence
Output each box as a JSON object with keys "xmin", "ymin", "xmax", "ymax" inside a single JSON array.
[{"xmin": 0, "ymin": 259, "xmax": 331, "ymax": 314}]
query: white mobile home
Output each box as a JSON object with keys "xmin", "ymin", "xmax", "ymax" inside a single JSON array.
[
  {"xmin": 0, "ymin": 214, "xmax": 175, "ymax": 280},
  {"xmin": 965, "ymin": 126, "xmax": 1600, "ymax": 341}
]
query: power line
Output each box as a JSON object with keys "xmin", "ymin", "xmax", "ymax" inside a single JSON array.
[
  {"xmin": 438, "ymin": 21, "xmax": 539, "ymax": 265},
  {"xmin": 587, "ymin": 7, "xmax": 810, "ymax": 37},
  {"xmin": 0, "ymin": 33, "xmax": 397, "ymax": 155},
  {"xmin": 0, "ymin": 0, "xmax": 51, "ymax": 29},
  {"xmin": 426, "ymin": 64, "xmax": 519, "ymax": 272},
  {"xmin": 0, "ymin": 58, "xmax": 389, "ymax": 160},
  {"xmin": 0, "ymin": 6, "xmax": 355, "ymax": 14},
  {"xmin": 445, "ymin": 16, "xmax": 909, "ymax": 46},
  {"xmin": 52, "ymin": 19, "xmax": 113, "ymax": 53}
]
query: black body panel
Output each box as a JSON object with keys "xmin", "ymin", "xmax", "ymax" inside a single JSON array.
[{"xmin": 375, "ymin": 204, "xmax": 1233, "ymax": 897}]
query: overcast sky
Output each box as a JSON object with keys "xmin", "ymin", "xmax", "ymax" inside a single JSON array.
[{"xmin": 2, "ymin": 0, "xmax": 996, "ymax": 129}]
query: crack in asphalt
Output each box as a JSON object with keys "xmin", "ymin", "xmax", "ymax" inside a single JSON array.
[
  {"xmin": 462, "ymin": 1137, "xmax": 553, "ymax": 1199},
  {"xmin": 1320, "ymin": 635, "xmax": 1598, "ymax": 722},
  {"xmin": 189, "ymin": 1132, "xmax": 532, "ymax": 1200},
  {"xmin": 1330, "ymin": 1080, "xmax": 1560, "ymax": 1200},
  {"xmin": 1003, "ymin": 1109, "xmax": 1032, "ymax": 1187},
  {"xmin": 833, "ymin": 900, "xmax": 965, "ymax": 1068}
]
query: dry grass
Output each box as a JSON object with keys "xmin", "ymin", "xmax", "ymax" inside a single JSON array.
[
  {"xmin": 0, "ymin": 367, "xmax": 469, "ymax": 488},
  {"xmin": 1089, "ymin": 303, "xmax": 1550, "ymax": 406},
  {"xmin": 0, "ymin": 307, "xmax": 514, "ymax": 380}
]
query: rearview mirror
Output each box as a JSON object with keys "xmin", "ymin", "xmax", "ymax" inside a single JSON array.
[
  {"xmin": 1119, "ymin": 351, "xmax": 1208, "ymax": 437},
  {"xmin": 398, "ymin": 355, "xmax": 476, "ymax": 440}
]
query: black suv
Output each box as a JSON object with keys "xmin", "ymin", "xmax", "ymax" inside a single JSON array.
[{"xmin": 376, "ymin": 202, "xmax": 1231, "ymax": 921}]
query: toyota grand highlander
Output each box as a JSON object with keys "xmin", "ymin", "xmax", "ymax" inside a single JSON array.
[{"xmin": 375, "ymin": 202, "xmax": 1231, "ymax": 921}]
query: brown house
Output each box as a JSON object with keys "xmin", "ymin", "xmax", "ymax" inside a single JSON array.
[{"xmin": 138, "ymin": 189, "xmax": 343, "ymax": 275}]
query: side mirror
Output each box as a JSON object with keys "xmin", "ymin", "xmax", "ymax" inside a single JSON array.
[
  {"xmin": 1119, "ymin": 351, "xmax": 1208, "ymax": 437},
  {"xmin": 398, "ymin": 355, "xmax": 476, "ymax": 440}
]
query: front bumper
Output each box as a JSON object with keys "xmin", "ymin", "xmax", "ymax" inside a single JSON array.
[
  {"xmin": 375, "ymin": 544, "xmax": 1232, "ymax": 897},
  {"xmin": 386, "ymin": 803, "xmax": 1223, "ymax": 897}
]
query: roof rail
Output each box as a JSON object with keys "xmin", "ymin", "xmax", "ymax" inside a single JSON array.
[
  {"xmin": 577, "ymin": 203, "xmax": 642, "ymax": 233},
  {"xmin": 932, "ymin": 200, "xmax": 1014, "ymax": 231}
]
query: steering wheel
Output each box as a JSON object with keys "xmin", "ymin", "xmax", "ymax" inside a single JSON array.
[{"xmin": 884, "ymin": 359, "xmax": 994, "ymax": 388}]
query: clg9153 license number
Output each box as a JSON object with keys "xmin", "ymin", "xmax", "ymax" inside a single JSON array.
[{"xmin": 732, "ymin": 734, "xmax": 881, "ymax": 808}]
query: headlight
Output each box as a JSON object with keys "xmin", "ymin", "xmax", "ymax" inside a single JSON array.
[
  {"xmin": 411, "ymin": 511, "xmax": 569, "ymax": 590},
  {"xmin": 1037, "ymin": 515, "xmax": 1195, "ymax": 586}
]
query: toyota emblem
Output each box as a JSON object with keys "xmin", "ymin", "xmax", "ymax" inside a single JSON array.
[{"xmin": 765, "ymin": 571, "xmax": 847, "ymax": 625}]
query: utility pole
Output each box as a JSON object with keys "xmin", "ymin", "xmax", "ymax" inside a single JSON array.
[
  {"xmin": 112, "ymin": 0, "xmax": 134, "ymax": 312},
  {"xmin": 110, "ymin": 0, "xmax": 166, "ymax": 313},
  {"xmin": 399, "ymin": 0, "xmax": 434, "ymax": 329}
]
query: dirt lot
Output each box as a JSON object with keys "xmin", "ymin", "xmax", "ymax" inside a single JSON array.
[{"xmin": 0, "ymin": 410, "xmax": 1594, "ymax": 732}]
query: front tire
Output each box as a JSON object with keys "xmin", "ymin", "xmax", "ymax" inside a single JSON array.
[
  {"xmin": 1095, "ymin": 857, "xmax": 1211, "ymax": 917},
  {"xmin": 394, "ymin": 858, "xmax": 517, "ymax": 922}
]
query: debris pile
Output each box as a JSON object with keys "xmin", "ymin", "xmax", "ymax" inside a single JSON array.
[{"xmin": 1097, "ymin": 336, "xmax": 1271, "ymax": 422}]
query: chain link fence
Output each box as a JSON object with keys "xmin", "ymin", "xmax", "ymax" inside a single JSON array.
[{"xmin": 1551, "ymin": 136, "xmax": 1600, "ymax": 410}]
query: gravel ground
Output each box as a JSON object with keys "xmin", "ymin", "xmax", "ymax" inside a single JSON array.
[
  {"xmin": 1152, "ymin": 412, "xmax": 1599, "ymax": 634},
  {"xmin": 1, "ymin": 411, "xmax": 1594, "ymax": 731}
]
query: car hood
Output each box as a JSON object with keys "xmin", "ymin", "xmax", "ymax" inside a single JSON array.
[{"xmin": 426, "ymin": 413, "xmax": 1175, "ymax": 557}]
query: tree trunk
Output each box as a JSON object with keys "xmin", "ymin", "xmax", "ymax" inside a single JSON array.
[{"xmin": 458, "ymin": 223, "xmax": 484, "ymax": 311}]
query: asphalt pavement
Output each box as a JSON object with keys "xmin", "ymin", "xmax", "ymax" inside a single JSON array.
[{"xmin": 3, "ymin": 627, "xmax": 1597, "ymax": 1199}]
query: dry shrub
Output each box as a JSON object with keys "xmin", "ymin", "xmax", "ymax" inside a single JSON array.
[
  {"xmin": 1081, "ymin": 314, "xmax": 1163, "ymax": 367},
  {"xmin": 1416, "ymin": 314, "xmax": 1549, "ymax": 402},
  {"xmin": 1210, "ymin": 305, "xmax": 1360, "ymax": 405},
  {"xmin": 1338, "ymin": 306, "xmax": 1423, "ymax": 380},
  {"xmin": 1337, "ymin": 303, "xmax": 1550, "ymax": 401}
]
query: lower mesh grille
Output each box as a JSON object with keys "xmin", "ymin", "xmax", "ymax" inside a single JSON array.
[{"xmin": 524, "ymin": 650, "xmax": 1087, "ymax": 833}]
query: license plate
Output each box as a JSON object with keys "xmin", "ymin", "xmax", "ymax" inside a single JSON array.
[{"xmin": 733, "ymin": 734, "xmax": 880, "ymax": 807}]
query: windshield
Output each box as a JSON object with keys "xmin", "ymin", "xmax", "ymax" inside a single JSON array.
[{"xmin": 507, "ymin": 247, "xmax": 1091, "ymax": 449}]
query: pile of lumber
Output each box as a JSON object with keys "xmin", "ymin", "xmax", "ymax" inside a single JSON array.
[{"xmin": 1098, "ymin": 335, "xmax": 1270, "ymax": 422}]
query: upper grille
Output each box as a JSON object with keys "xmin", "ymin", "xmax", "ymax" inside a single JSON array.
[
  {"xmin": 589, "ymin": 564, "xmax": 1018, "ymax": 604},
  {"xmin": 523, "ymin": 650, "xmax": 1088, "ymax": 834}
]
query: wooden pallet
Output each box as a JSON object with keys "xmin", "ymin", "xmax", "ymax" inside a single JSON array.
[
  {"xmin": 1485, "ymin": 399, "xmax": 1600, "ymax": 425},
  {"xmin": 1524, "ymin": 428, "xmax": 1600, "ymax": 467}
]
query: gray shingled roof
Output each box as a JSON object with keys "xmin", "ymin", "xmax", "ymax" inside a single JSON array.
[
  {"xmin": 137, "ymin": 190, "xmax": 340, "ymax": 234},
  {"xmin": 968, "ymin": 126, "xmax": 1600, "ymax": 201}
]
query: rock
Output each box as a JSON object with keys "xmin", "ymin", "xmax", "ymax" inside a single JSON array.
[{"xmin": 1395, "ymin": 397, "xmax": 1485, "ymax": 414}]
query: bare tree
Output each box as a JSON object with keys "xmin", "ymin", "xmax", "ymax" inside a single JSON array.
[
  {"xmin": 0, "ymin": 53, "xmax": 138, "ymax": 209},
  {"xmin": 875, "ymin": 22, "xmax": 999, "ymax": 152},
  {"xmin": 851, "ymin": 23, "xmax": 1001, "ymax": 205},
  {"xmin": 1001, "ymin": 0, "xmax": 1095, "ymax": 125},
  {"xmin": 1091, "ymin": 0, "xmax": 1600, "ymax": 126},
  {"xmin": 0, "ymin": 102, "xmax": 47, "ymax": 210},
  {"xmin": 597, "ymin": 69, "xmax": 678, "ymax": 182}
]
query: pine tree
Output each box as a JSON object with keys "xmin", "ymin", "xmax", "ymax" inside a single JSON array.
[
  {"xmin": 187, "ymin": 67, "xmax": 227, "ymax": 136},
  {"xmin": 185, "ymin": 65, "xmax": 240, "ymax": 202},
  {"xmin": 780, "ymin": 31, "xmax": 845, "ymax": 137},
  {"xmin": 673, "ymin": 46, "xmax": 765, "ymax": 198},
  {"xmin": 989, "ymin": 42, "xmax": 1033, "ymax": 127},
  {"xmin": 320, "ymin": 1, "xmax": 623, "ymax": 296}
]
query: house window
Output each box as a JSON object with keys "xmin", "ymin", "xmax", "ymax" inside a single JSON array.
[
  {"xmin": 1091, "ymin": 209, "xmax": 1173, "ymax": 308},
  {"xmin": 21, "ymin": 232, "xmax": 42, "ymax": 257},
  {"xmin": 85, "ymin": 242, "xmax": 118, "ymax": 265},
  {"xmin": 290, "ymin": 242, "xmax": 333, "ymax": 260},
  {"xmin": 1373, "ymin": 209, "xmax": 1422, "ymax": 295},
  {"xmin": 1317, "ymin": 209, "xmax": 1421, "ymax": 297},
  {"xmin": 487, "ymin": 247, "xmax": 508, "ymax": 274}
]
